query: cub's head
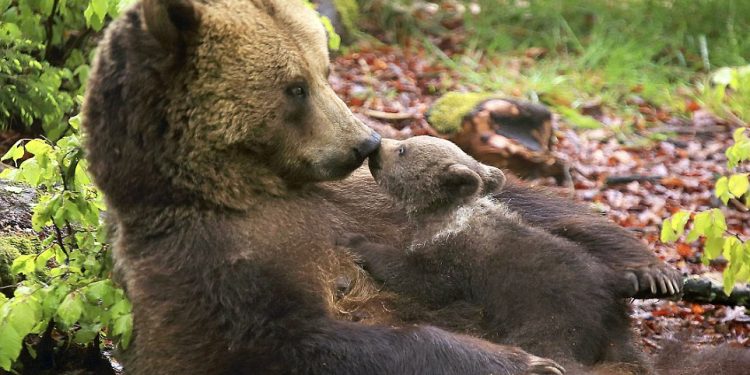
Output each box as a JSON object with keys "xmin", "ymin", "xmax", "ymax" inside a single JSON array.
[
  {"xmin": 368, "ymin": 136, "xmax": 506, "ymax": 214},
  {"xmin": 83, "ymin": 0, "xmax": 379, "ymax": 211}
]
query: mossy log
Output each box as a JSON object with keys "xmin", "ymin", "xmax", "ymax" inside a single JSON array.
[{"xmin": 427, "ymin": 92, "xmax": 571, "ymax": 186}]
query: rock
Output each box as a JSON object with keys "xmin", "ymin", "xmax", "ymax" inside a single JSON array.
[{"xmin": 0, "ymin": 178, "xmax": 35, "ymax": 233}]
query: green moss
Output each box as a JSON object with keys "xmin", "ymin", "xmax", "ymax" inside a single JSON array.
[
  {"xmin": 0, "ymin": 235, "xmax": 39, "ymax": 287},
  {"xmin": 428, "ymin": 92, "xmax": 495, "ymax": 134},
  {"xmin": 332, "ymin": 0, "xmax": 359, "ymax": 35}
]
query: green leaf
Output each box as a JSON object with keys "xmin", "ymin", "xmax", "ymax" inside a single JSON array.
[
  {"xmin": 42, "ymin": 285, "xmax": 70, "ymax": 319},
  {"xmin": 715, "ymin": 176, "xmax": 731, "ymax": 204},
  {"xmin": 670, "ymin": 210, "xmax": 690, "ymax": 234},
  {"xmin": 10, "ymin": 145, "xmax": 25, "ymax": 162},
  {"xmin": 109, "ymin": 298, "xmax": 131, "ymax": 317},
  {"xmin": 0, "ymin": 323, "xmax": 23, "ymax": 369},
  {"xmin": 24, "ymin": 139, "xmax": 51, "ymax": 156},
  {"xmin": 91, "ymin": 0, "xmax": 108, "ymax": 20},
  {"xmin": 9, "ymin": 299, "xmax": 42, "ymax": 335},
  {"xmin": 733, "ymin": 127, "xmax": 748, "ymax": 143},
  {"xmin": 660, "ymin": 217, "xmax": 676, "ymax": 243},
  {"xmin": 703, "ymin": 236, "xmax": 724, "ymax": 263},
  {"xmin": 19, "ymin": 158, "xmax": 42, "ymax": 186},
  {"xmin": 723, "ymin": 268, "xmax": 735, "ymax": 296},
  {"xmin": 728, "ymin": 174, "xmax": 749, "ymax": 198},
  {"xmin": 709, "ymin": 208, "xmax": 727, "ymax": 237},
  {"xmin": 73, "ymin": 323, "xmax": 101, "ymax": 344},
  {"xmin": 56, "ymin": 293, "xmax": 84, "ymax": 328},
  {"xmin": 692, "ymin": 210, "xmax": 712, "ymax": 236},
  {"xmin": 112, "ymin": 313, "xmax": 133, "ymax": 349},
  {"xmin": 10, "ymin": 254, "xmax": 36, "ymax": 276},
  {"xmin": 722, "ymin": 236, "xmax": 741, "ymax": 259},
  {"xmin": 85, "ymin": 280, "xmax": 116, "ymax": 307}
]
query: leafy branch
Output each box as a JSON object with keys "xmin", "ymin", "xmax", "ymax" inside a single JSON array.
[{"xmin": 662, "ymin": 127, "xmax": 750, "ymax": 295}]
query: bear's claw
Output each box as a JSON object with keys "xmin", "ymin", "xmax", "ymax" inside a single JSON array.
[
  {"xmin": 625, "ymin": 264, "xmax": 683, "ymax": 298},
  {"xmin": 527, "ymin": 356, "xmax": 565, "ymax": 375}
]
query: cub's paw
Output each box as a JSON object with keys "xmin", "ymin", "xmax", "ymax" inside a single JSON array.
[
  {"xmin": 526, "ymin": 356, "xmax": 565, "ymax": 375},
  {"xmin": 624, "ymin": 264, "xmax": 683, "ymax": 298}
]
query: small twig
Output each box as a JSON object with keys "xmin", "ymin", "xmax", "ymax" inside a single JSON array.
[
  {"xmin": 43, "ymin": 0, "xmax": 61, "ymax": 62},
  {"xmin": 361, "ymin": 108, "xmax": 415, "ymax": 121},
  {"xmin": 60, "ymin": 29, "xmax": 94, "ymax": 65},
  {"xmin": 650, "ymin": 125, "xmax": 727, "ymax": 135},
  {"xmin": 728, "ymin": 197, "xmax": 749, "ymax": 212},
  {"xmin": 53, "ymin": 224, "xmax": 69, "ymax": 263},
  {"xmin": 724, "ymin": 230, "xmax": 746, "ymax": 244},
  {"xmin": 605, "ymin": 175, "xmax": 664, "ymax": 185}
]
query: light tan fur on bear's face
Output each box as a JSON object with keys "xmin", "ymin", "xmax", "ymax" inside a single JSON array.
[
  {"xmin": 90, "ymin": 0, "xmax": 378, "ymax": 211},
  {"xmin": 368, "ymin": 136, "xmax": 506, "ymax": 215},
  {"xmin": 175, "ymin": 0, "xmax": 379, "ymax": 201}
]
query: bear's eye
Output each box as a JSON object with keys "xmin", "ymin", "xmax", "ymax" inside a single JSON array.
[
  {"xmin": 285, "ymin": 84, "xmax": 307, "ymax": 99},
  {"xmin": 397, "ymin": 145, "xmax": 406, "ymax": 156}
]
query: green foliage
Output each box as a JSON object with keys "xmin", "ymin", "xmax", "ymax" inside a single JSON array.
[
  {"xmin": 0, "ymin": 113, "xmax": 132, "ymax": 371},
  {"xmin": 1, "ymin": 1, "xmax": 131, "ymax": 366},
  {"xmin": 332, "ymin": 0, "xmax": 360, "ymax": 36},
  {"xmin": 699, "ymin": 65, "xmax": 750, "ymax": 124},
  {"xmin": 0, "ymin": 0, "xmax": 123, "ymax": 134},
  {"xmin": 468, "ymin": 0, "xmax": 750, "ymax": 70},
  {"xmin": 426, "ymin": 0, "xmax": 749, "ymax": 127},
  {"xmin": 305, "ymin": 0, "xmax": 341, "ymax": 50},
  {"xmin": 0, "ymin": 235, "xmax": 39, "ymax": 287},
  {"xmin": 661, "ymin": 127, "xmax": 750, "ymax": 295}
]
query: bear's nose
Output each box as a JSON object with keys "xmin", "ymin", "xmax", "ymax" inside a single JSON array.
[{"xmin": 354, "ymin": 132, "xmax": 382, "ymax": 161}]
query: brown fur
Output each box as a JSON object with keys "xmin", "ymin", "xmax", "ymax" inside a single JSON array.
[
  {"xmin": 339, "ymin": 136, "xmax": 652, "ymax": 374},
  {"xmin": 83, "ymin": 0, "xmax": 565, "ymax": 373}
]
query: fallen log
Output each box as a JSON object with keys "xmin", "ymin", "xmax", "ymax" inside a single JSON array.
[
  {"xmin": 427, "ymin": 92, "xmax": 571, "ymax": 186},
  {"xmin": 681, "ymin": 274, "xmax": 750, "ymax": 308}
]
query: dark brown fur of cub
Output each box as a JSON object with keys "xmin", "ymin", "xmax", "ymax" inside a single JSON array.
[{"xmin": 340, "ymin": 136, "xmax": 651, "ymax": 374}]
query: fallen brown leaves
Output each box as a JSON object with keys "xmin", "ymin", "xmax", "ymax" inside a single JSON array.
[{"xmin": 329, "ymin": 42, "xmax": 749, "ymax": 350}]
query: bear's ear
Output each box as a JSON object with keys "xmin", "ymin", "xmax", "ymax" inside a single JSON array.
[
  {"xmin": 142, "ymin": 0, "xmax": 201, "ymax": 50},
  {"xmin": 483, "ymin": 166, "xmax": 506, "ymax": 193},
  {"xmin": 442, "ymin": 164, "xmax": 481, "ymax": 199}
]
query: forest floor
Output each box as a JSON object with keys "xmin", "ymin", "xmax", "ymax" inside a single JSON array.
[{"xmin": 328, "ymin": 40, "xmax": 749, "ymax": 352}]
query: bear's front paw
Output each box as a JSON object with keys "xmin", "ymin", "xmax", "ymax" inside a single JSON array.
[
  {"xmin": 624, "ymin": 263, "xmax": 683, "ymax": 298},
  {"xmin": 526, "ymin": 355, "xmax": 565, "ymax": 375}
]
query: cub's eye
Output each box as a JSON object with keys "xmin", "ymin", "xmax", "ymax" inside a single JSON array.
[
  {"xmin": 285, "ymin": 84, "xmax": 307, "ymax": 99},
  {"xmin": 397, "ymin": 145, "xmax": 406, "ymax": 156}
]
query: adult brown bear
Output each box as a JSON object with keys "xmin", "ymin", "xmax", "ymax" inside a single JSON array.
[
  {"xmin": 83, "ymin": 0, "xmax": 563, "ymax": 373},
  {"xmin": 82, "ymin": 0, "xmax": 681, "ymax": 373}
]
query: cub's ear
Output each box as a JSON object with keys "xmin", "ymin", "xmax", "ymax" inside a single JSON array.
[
  {"xmin": 442, "ymin": 164, "xmax": 481, "ymax": 199},
  {"xmin": 483, "ymin": 166, "xmax": 506, "ymax": 193},
  {"xmin": 142, "ymin": 0, "xmax": 201, "ymax": 49}
]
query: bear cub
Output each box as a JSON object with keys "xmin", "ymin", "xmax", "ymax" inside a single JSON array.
[{"xmin": 340, "ymin": 136, "xmax": 645, "ymax": 370}]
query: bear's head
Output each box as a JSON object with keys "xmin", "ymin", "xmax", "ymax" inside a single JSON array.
[
  {"xmin": 368, "ymin": 136, "xmax": 506, "ymax": 215},
  {"xmin": 83, "ymin": 0, "xmax": 379, "ymax": 211}
]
